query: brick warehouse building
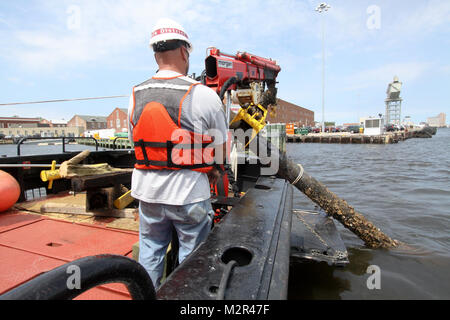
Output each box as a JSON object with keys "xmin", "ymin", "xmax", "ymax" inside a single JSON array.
[
  {"xmin": 0, "ymin": 116, "xmax": 43, "ymax": 128},
  {"xmin": 266, "ymin": 98, "xmax": 314, "ymax": 127},
  {"xmin": 0, "ymin": 116, "xmax": 82, "ymax": 137},
  {"xmin": 67, "ymin": 115, "xmax": 107, "ymax": 131},
  {"xmin": 107, "ymin": 108, "xmax": 128, "ymax": 133}
]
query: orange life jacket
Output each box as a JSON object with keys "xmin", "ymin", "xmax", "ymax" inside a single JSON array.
[{"xmin": 130, "ymin": 76, "xmax": 215, "ymax": 173}]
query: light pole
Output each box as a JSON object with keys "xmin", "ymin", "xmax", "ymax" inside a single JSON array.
[{"xmin": 315, "ymin": 2, "xmax": 330, "ymax": 133}]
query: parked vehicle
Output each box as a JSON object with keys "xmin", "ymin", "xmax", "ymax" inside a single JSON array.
[
  {"xmin": 298, "ymin": 128, "xmax": 309, "ymax": 135},
  {"xmin": 346, "ymin": 125, "xmax": 361, "ymax": 133},
  {"xmin": 324, "ymin": 126, "xmax": 339, "ymax": 133},
  {"xmin": 385, "ymin": 124, "xmax": 396, "ymax": 132}
]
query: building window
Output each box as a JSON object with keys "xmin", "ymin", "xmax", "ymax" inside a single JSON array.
[{"xmin": 116, "ymin": 119, "xmax": 120, "ymax": 128}]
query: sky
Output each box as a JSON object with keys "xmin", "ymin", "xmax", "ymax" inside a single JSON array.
[{"xmin": 0, "ymin": 0, "xmax": 449, "ymax": 125}]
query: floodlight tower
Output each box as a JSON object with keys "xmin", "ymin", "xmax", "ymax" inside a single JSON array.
[
  {"xmin": 385, "ymin": 76, "xmax": 403, "ymax": 125},
  {"xmin": 315, "ymin": 2, "xmax": 331, "ymax": 133}
]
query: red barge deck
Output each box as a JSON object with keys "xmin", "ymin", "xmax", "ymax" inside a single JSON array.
[{"xmin": 0, "ymin": 206, "xmax": 139, "ymax": 300}]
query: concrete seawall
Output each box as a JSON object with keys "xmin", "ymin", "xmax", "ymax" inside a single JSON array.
[{"xmin": 286, "ymin": 127, "xmax": 436, "ymax": 144}]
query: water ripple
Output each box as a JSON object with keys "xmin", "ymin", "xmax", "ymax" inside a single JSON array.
[{"xmin": 288, "ymin": 128, "xmax": 450, "ymax": 299}]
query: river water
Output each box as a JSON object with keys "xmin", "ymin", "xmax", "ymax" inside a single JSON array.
[
  {"xmin": 0, "ymin": 130, "xmax": 448, "ymax": 299},
  {"xmin": 0, "ymin": 142, "xmax": 107, "ymax": 158},
  {"xmin": 287, "ymin": 128, "xmax": 450, "ymax": 299}
]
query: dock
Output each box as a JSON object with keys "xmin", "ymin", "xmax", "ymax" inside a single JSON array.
[
  {"xmin": 286, "ymin": 127, "xmax": 436, "ymax": 144},
  {"xmin": 78, "ymin": 137, "xmax": 133, "ymax": 149}
]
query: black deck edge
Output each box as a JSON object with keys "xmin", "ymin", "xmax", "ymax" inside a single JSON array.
[{"xmin": 156, "ymin": 176, "xmax": 293, "ymax": 300}]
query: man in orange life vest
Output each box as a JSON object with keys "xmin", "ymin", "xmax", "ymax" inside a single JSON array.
[{"xmin": 128, "ymin": 18, "xmax": 228, "ymax": 288}]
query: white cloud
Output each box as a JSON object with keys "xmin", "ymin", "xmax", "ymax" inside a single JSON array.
[
  {"xmin": 0, "ymin": 17, "xmax": 13, "ymax": 28},
  {"xmin": 392, "ymin": 0, "xmax": 450, "ymax": 35},
  {"xmin": 2, "ymin": 0, "xmax": 195, "ymax": 70},
  {"xmin": 335, "ymin": 62, "xmax": 432, "ymax": 92},
  {"xmin": 0, "ymin": 0, "xmax": 448, "ymax": 107},
  {"xmin": 442, "ymin": 65, "xmax": 450, "ymax": 75},
  {"xmin": 1, "ymin": 0, "xmax": 319, "ymax": 72},
  {"xmin": 2, "ymin": 0, "xmax": 447, "ymax": 73}
]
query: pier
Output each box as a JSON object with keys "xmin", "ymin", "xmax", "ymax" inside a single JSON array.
[
  {"xmin": 78, "ymin": 137, "xmax": 133, "ymax": 149},
  {"xmin": 286, "ymin": 127, "xmax": 436, "ymax": 144}
]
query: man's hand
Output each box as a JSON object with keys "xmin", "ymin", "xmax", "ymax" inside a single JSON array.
[{"xmin": 207, "ymin": 167, "xmax": 221, "ymax": 186}]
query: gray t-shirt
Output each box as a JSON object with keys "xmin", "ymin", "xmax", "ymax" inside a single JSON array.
[{"xmin": 128, "ymin": 70, "xmax": 228, "ymax": 205}]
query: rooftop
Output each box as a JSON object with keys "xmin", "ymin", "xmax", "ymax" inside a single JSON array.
[{"xmin": 75, "ymin": 115, "xmax": 108, "ymax": 122}]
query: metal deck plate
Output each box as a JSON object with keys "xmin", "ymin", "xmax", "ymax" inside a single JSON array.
[
  {"xmin": 0, "ymin": 212, "xmax": 43, "ymax": 233},
  {"xmin": 0, "ymin": 219, "xmax": 137, "ymax": 261}
]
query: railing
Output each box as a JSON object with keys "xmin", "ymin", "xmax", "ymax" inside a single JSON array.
[
  {"xmin": 112, "ymin": 136, "xmax": 132, "ymax": 150},
  {"xmin": 0, "ymin": 255, "xmax": 155, "ymax": 300},
  {"xmin": 16, "ymin": 136, "xmax": 99, "ymax": 156}
]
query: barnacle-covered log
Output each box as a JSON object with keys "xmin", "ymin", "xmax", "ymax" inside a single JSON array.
[{"xmin": 276, "ymin": 150, "xmax": 400, "ymax": 248}]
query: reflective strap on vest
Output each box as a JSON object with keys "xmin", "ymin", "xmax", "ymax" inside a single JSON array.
[
  {"xmin": 133, "ymin": 140, "xmax": 213, "ymax": 149},
  {"xmin": 134, "ymin": 139, "xmax": 214, "ymax": 169},
  {"xmin": 135, "ymin": 159, "xmax": 212, "ymax": 169},
  {"xmin": 134, "ymin": 83, "xmax": 192, "ymax": 92}
]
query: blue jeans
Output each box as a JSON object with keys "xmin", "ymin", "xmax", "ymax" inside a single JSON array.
[{"xmin": 138, "ymin": 199, "xmax": 213, "ymax": 288}]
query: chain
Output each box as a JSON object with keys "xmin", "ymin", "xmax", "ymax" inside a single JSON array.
[
  {"xmin": 293, "ymin": 209, "xmax": 329, "ymax": 248},
  {"xmin": 293, "ymin": 209, "xmax": 348, "ymax": 262}
]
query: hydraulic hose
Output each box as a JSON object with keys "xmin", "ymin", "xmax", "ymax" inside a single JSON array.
[
  {"xmin": 219, "ymin": 77, "xmax": 238, "ymax": 101},
  {"xmin": 216, "ymin": 260, "xmax": 237, "ymax": 300},
  {"xmin": 0, "ymin": 254, "xmax": 156, "ymax": 300},
  {"xmin": 200, "ymin": 70, "xmax": 207, "ymax": 85}
]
